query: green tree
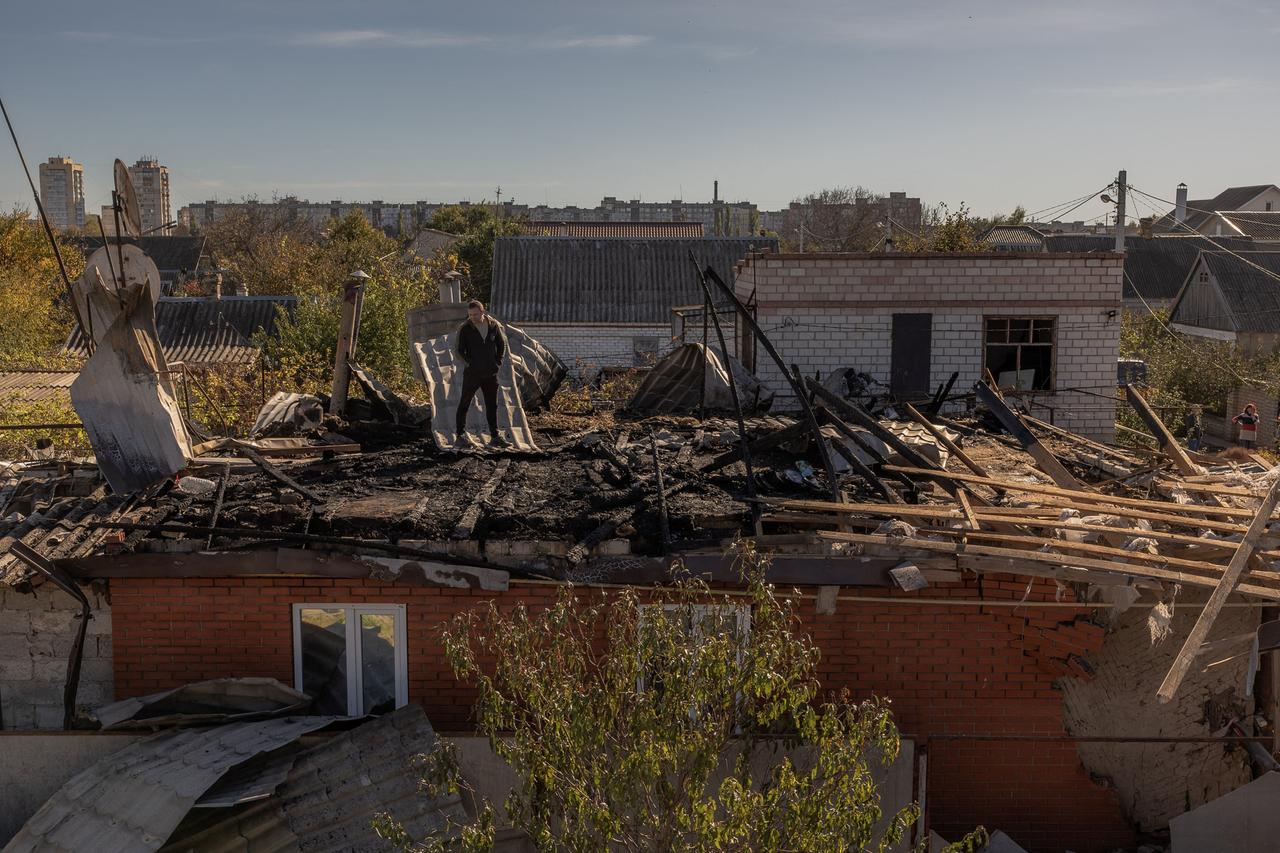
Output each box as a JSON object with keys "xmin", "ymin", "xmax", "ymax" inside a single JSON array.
[
  {"xmin": 896, "ymin": 203, "xmax": 989, "ymax": 253},
  {"xmin": 380, "ymin": 545, "xmax": 986, "ymax": 852},
  {"xmin": 427, "ymin": 205, "xmax": 523, "ymax": 303},
  {"xmin": 0, "ymin": 209, "xmax": 83, "ymax": 368}
]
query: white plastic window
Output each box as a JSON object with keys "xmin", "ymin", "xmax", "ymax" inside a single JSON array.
[{"xmin": 292, "ymin": 604, "xmax": 408, "ymax": 716}]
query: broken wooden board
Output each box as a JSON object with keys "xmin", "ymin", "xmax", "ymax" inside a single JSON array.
[
  {"xmin": 452, "ymin": 458, "xmax": 512, "ymax": 539},
  {"xmin": 975, "ymin": 381, "xmax": 1082, "ymax": 489},
  {"xmin": 1124, "ymin": 383, "xmax": 1202, "ymax": 477}
]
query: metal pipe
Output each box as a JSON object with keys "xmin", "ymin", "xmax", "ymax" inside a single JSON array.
[{"xmin": 649, "ymin": 431, "xmax": 671, "ymax": 554}]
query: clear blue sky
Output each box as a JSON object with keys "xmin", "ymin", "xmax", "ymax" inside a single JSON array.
[{"xmin": 1, "ymin": 0, "xmax": 1276, "ymax": 224}]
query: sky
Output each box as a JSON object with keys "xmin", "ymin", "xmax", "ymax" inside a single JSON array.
[{"xmin": 1, "ymin": 0, "xmax": 1277, "ymax": 225}]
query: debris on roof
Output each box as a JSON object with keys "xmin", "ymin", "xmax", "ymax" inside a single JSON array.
[{"xmin": 627, "ymin": 343, "xmax": 773, "ymax": 414}]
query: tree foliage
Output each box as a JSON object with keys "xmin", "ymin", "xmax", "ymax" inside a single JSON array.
[
  {"xmin": 780, "ymin": 186, "xmax": 885, "ymax": 252},
  {"xmin": 895, "ymin": 203, "xmax": 989, "ymax": 253},
  {"xmin": 0, "ymin": 209, "xmax": 83, "ymax": 368},
  {"xmin": 381, "ymin": 545, "xmax": 986, "ymax": 852},
  {"xmin": 426, "ymin": 205, "xmax": 524, "ymax": 303}
]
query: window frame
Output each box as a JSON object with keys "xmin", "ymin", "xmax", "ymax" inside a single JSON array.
[
  {"xmin": 291, "ymin": 603, "xmax": 409, "ymax": 716},
  {"xmin": 982, "ymin": 316, "xmax": 1057, "ymax": 392}
]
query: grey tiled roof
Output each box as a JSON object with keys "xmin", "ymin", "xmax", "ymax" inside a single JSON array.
[
  {"xmin": 525, "ymin": 220, "xmax": 706, "ymax": 238},
  {"xmin": 1154, "ymin": 185, "xmax": 1279, "ymax": 232},
  {"xmin": 1041, "ymin": 234, "xmax": 1257, "ymax": 302},
  {"xmin": 490, "ymin": 236, "xmax": 776, "ymax": 324},
  {"xmin": 76, "ymin": 235, "xmax": 209, "ymax": 276},
  {"xmin": 980, "ymin": 225, "xmax": 1046, "ymax": 250},
  {"xmin": 66, "ymin": 295, "xmax": 296, "ymax": 365},
  {"xmin": 1217, "ymin": 211, "xmax": 1280, "ymax": 241},
  {"xmin": 1174, "ymin": 251, "xmax": 1280, "ymax": 333}
]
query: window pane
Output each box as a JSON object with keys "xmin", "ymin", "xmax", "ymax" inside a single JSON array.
[
  {"xmin": 360, "ymin": 613, "xmax": 398, "ymax": 715},
  {"xmin": 1008, "ymin": 319, "xmax": 1031, "ymax": 343},
  {"xmin": 985, "ymin": 319, "xmax": 1008, "ymax": 343},
  {"xmin": 300, "ymin": 608, "xmax": 348, "ymax": 714},
  {"xmin": 1021, "ymin": 345, "xmax": 1054, "ymax": 390}
]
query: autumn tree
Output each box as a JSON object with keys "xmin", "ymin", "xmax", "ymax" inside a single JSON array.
[
  {"xmin": 895, "ymin": 203, "xmax": 990, "ymax": 253},
  {"xmin": 780, "ymin": 186, "xmax": 887, "ymax": 252},
  {"xmin": 0, "ymin": 209, "xmax": 83, "ymax": 368},
  {"xmin": 380, "ymin": 545, "xmax": 987, "ymax": 852},
  {"xmin": 426, "ymin": 205, "xmax": 524, "ymax": 302}
]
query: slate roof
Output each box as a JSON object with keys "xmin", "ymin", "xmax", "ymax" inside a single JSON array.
[
  {"xmin": 1154, "ymin": 185, "xmax": 1279, "ymax": 232},
  {"xmin": 76, "ymin": 235, "xmax": 209, "ymax": 276},
  {"xmin": 1172, "ymin": 251, "xmax": 1280, "ymax": 333},
  {"xmin": 980, "ymin": 225, "xmax": 1046, "ymax": 250},
  {"xmin": 65, "ymin": 295, "xmax": 296, "ymax": 366},
  {"xmin": 1217, "ymin": 211, "xmax": 1280, "ymax": 242},
  {"xmin": 0, "ymin": 370, "xmax": 78, "ymax": 406},
  {"xmin": 525, "ymin": 220, "xmax": 706, "ymax": 238},
  {"xmin": 1040, "ymin": 234, "xmax": 1258, "ymax": 303},
  {"xmin": 490, "ymin": 236, "xmax": 777, "ymax": 324}
]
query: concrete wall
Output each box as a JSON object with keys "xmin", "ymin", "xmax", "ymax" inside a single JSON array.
[
  {"xmin": 734, "ymin": 253, "xmax": 1124, "ymax": 441},
  {"xmin": 0, "ymin": 586, "xmax": 113, "ymax": 730}
]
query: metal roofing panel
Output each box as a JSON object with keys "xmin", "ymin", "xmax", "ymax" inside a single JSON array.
[
  {"xmin": 6, "ymin": 716, "xmax": 338, "ymax": 852},
  {"xmin": 66, "ymin": 295, "xmax": 295, "ymax": 366},
  {"xmin": 1218, "ymin": 211, "xmax": 1280, "ymax": 242},
  {"xmin": 980, "ymin": 225, "xmax": 1046, "ymax": 249},
  {"xmin": 1041, "ymin": 235, "xmax": 1258, "ymax": 302},
  {"xmin": 160, "ymin": 705, "xmax": 468, "ymax": 853},
  {"xmin": 490, "ymin": 236, "xmax": 776, "ymax": 324}
]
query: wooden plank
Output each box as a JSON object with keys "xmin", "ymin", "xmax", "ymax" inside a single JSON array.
[
  {"xmin": 903, "ymin": 403, "xmax": 991, "ymax": 479},
  {"xmin": 975, "ymin": 381, "xmax": 1083, "ymax": 489},
  {"xmin": 1022, "ymin": 414, "xmax": 1142, "ymax": 465},
  {"xmin": 232, "ymin": 443, "xmax": 325, "ymax": 504},
  {"xmin": 814, "ymin": 531, "xmax": 1280, "ymax": 602},
  {"xmin": 1124, "ymin": 383, "xmax": 1201, "ymax": 476},
  {"xmin": 1157, "ymin": 477, "xmax": 1280, "ymax": 703},
  {"xmin": 452, "ymin": 458, "xmax": 512, "ymax": 540},
  {"xmin": 882, "ymin": 466, "xmax": 1261, "ymax": 521},
  {"xmin": 956, "ymin": 489, "xmax": 980, "ymax": 531}
]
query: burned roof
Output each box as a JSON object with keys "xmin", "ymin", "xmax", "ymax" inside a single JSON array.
[
  {"xmin": 524, "ymin": 220, "xmax": 706, "ymax": 238},
  {"xmin": 490, "ymin": 236, "xmax": 776, "ymax": 324},
  {"xmin": 65, "ymin": 294, "xmax": 295, "ymax": 366}
]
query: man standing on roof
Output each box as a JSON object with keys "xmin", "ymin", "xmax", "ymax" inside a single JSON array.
[{"xmin": 455, "ymin": 299, "xmax": 510, "ymax": 448}]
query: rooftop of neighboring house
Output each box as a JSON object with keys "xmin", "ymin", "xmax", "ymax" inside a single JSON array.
[
  {"xmin": 979, "ymin": 224, "xmax": 1048, "ymax": 250},
  {"xmin": 1168, "ymin": 250, "xmax": 1280, "ymax": 333},
  {"xmin": 0, "ymin": 369, "xmax": 78, "ymax": 407},
  {"xmin": 524, "ymin": 221, "xmax": 706, "ymax": 238},
  {"xmin": 64, "ymin": 294, "xmax": 296, "ymax": 366},
  {"xmin": 1213, "ymin": 210, "xmax": 1280, "ymax": 241},
  {"xmin": 489, "ymin": 236, "xmax": 776, "ymax": 325},
  {"xmin": 1154, "ymin": 185, "xmax": 1280, "ymax": 233},
  {"xmin": 75, "ymin": 235, "xmax": 210, "ymax": 276}
]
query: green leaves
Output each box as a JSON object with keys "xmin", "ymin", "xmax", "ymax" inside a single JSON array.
[{"xmin": 394, "ymin": 543, "xmax": 927, "ymax": 851}]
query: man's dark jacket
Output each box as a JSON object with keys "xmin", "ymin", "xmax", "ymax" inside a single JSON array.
[{"xmin": 456, "ymin": 320, "xmax": 507, "ymax": 376}]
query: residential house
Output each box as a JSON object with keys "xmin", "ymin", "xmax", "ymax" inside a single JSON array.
[
  {"xmin": 489, "ymin": 236, "xmax": 776, "ymax": 373},
  {"xmin": 1154, "ymin": 184, "xmax": 1280, "ymax": 235},
  {"xmin": 406, "ymin": 227, "xmax": 461, "ymax": 261},
  {"xmin": 75, "ymin": 236, "xmax": 212, "ymax": 295},
  {"xmin": 732, "ymin": 251, "xmax": 1123, "ymax": 440},
  {"xmin": 65, "ymin": 294, "xmax": 295, "ymax": 368},
  {"xmin": 0, "ymin": 370, "xmax": 78, "ymax": 409},
  {"xmin": 1207, "ymin": 210, "xmax": 1280, "ymax": 243}
]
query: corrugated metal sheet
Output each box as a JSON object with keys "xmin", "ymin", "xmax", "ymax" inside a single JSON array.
[
  {"xmin": 525, "ymin": 221, "xmax": 705, "ymax": 238},
  {"xmin": 490, "ymin": 236, "xmax": 777, "ymax": 324},
  {"xmin": 66, "ymin": 295, "xmax": 296, "ymax": 366},
  {"xmin": 0, "ymin": 371, "xmax": 79, "ymax": 406},
  {"xmin": 981, "ymin": 225, "xmax": 1046, "ymax": 250},
  {"xmin": 160, "ymin": 705, "xmax": 468, "ymax": 853},
  {"xmin": 5, "ymin": 716, "xmax": 338, "ymax": 853},
  {"xmin": 627, "ymin": 343, "xmax": 772, "ymax": 414}
]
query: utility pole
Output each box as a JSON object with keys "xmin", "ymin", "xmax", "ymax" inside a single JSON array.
[{"xmin": 1114, "ymin": 169, "xmax": 1127, "ymax": 253}]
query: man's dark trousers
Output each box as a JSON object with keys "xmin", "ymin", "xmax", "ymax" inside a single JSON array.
[{"xmin": 456, "ymin": 370, "xmax": 499, "ymax": 439}]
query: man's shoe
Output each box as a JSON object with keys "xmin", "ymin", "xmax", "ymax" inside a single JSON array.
[{"xmin": 489, "ymin": 434, "xmax": 510, "ymax": 449}]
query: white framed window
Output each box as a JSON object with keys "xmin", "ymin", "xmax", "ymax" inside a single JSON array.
[{"xmin": 292, "ymin": 603, "xmax": 408, "ymax": 716}]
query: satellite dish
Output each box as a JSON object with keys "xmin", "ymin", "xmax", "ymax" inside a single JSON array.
[
  {"xmin": 75, "ymin": 244, "xmax": 162, "ymax": 344},
  {"xmin": 114, "ymin": 159, "xmax": 143, "ymax": 237}
]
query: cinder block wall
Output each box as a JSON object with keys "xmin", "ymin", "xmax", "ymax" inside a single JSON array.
[
  {"xmin": 110, "ymin": 575, "xmax": 1139, "ymax": 851},
  {"xmin": 0, "ymin": 586, "xmax": 112, "ymax": 729},
  {"xmin": 735, "ymin": 253, "xmax": 1123, "ymax": 441}
]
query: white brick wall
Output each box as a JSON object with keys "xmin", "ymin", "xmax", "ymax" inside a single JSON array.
[
  {"xmin": 522, "ymin": 322, "xmax": 737, "ymax": 377},
  {"xmin": 736, "ymin": 253, "xmax": 1123, "ymax": 441}
]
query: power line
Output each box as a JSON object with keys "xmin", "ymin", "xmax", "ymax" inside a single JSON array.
[{"xmin": 1132, "ymin": 187, "xmax": 1280, "ymax": 232}]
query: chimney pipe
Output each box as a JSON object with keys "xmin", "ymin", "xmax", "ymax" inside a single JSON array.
[
  {"xmin": 713, "ymin": 180, "xmax": 719, "ymax": 203},
  {"xmin": 1175, "ymin": 183, "xmax": 1188, "ymax": 227}
]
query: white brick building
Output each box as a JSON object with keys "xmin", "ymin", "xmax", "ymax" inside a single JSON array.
[{"xmin": 734, "ymin": 252, "xmax": 1124, "ymax": 440}]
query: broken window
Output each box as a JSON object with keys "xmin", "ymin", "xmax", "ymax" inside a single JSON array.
[
  {"xmin": 984, "ymin": 317, "xmax": 1055, "ymax": 392},
  {"xmin": 292, "ymin": 604, "xmax": 407, "ymax": 716}
]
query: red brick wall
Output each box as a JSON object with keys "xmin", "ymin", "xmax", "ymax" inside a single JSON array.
[{"xmin": 110, "ymin": 575, "xmax": 1136, "ymax": 852}]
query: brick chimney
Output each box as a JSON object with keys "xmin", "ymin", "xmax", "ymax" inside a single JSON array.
[{"xmin": 1175, "ymin": 183, "xmax": 1188, "ymax": 227}]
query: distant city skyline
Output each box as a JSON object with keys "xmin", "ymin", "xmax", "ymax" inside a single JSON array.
[{"xmin": 3, "ymin": 0, "xmax": 1278, "ymax": 227}]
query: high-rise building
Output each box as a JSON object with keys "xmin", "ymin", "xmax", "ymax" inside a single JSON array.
[
  {"xmin": 38, "ymin": 156, "xmax": 85, "ymax": 231},
  {"xmin": 128, "ymin": 158, "xmax": 172, "ymax": 235}
]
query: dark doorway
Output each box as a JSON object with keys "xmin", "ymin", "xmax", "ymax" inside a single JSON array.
[{"xmin": 890, "ymin": 313, "xmax": 932, "ymax": 399}]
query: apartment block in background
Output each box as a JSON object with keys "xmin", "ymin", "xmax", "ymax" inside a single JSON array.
[
  {"xmin": 128, "ymin": 158, "xmax": 172, "ymax": 235},
  {"xmin": 38, "ymin": 156, "xmax": 85, "ymax": 231}
]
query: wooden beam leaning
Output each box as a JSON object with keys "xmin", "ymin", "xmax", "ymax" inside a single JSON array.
[
  {"xmin": 1157, "ymin": 477, "xmax": 1280, "ymax": 703},
  {"xmin": 903, "ymin": 403, "xmax": 990, "ymax": 479},
  {"xmin": 1124, "ymin": 383, "xmax": 1200, "ymax": 477},
  {"xmin": 975, "ymin": 381, "xmax": 1082, "ymax": 489}
]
